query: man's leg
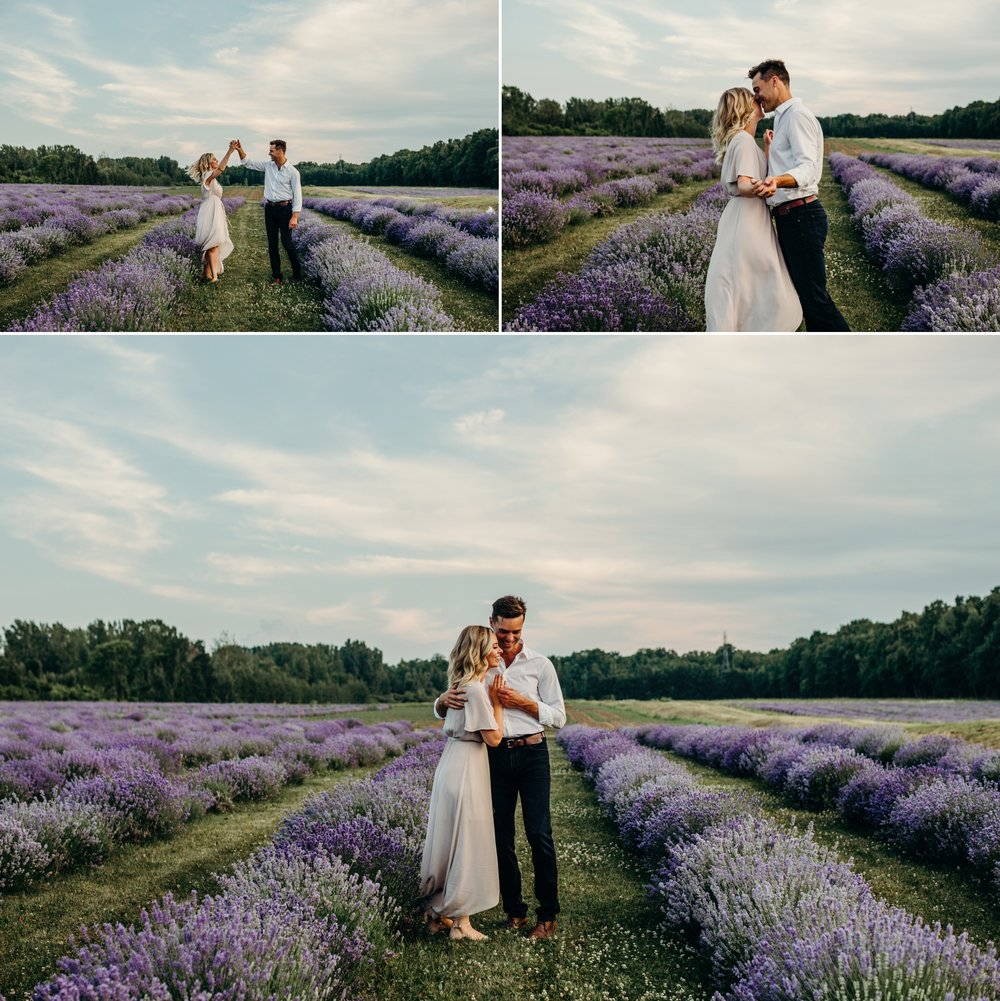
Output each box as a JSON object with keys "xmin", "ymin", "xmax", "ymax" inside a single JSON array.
[
  {"xmin": 264, "ymin": 205, "xmax": 283, "ymax": 280},
  {"xmin": 277, "ymin": 206, "xmax": 302, "ymax": 279},
  {"xmin": 776, "ymin": 202, "xmax": 850, "ymax": 331},
  {"xmin": 487, "ymin": 745, "xmax": 527, "ymax": 919},
  {"xmin": 519, "ymin": 741, "xmax": 559, "ymax": 922}
]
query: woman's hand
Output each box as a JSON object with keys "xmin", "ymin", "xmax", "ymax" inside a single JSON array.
[
  {"xmin": 489, "ymin": 673, "xmax": 506, "ymax": 706},
  {"xmin": 763, "ymin": 129, "xmax": 774, "ymax": 154}
]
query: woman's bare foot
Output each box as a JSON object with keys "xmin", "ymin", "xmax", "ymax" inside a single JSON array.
[{"xmin": 450, "ymin": 919, "xmax": 487, "ymax": 941}]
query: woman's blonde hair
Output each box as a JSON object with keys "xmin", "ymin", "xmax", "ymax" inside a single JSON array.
[
  {"xmin": 187, "ymin": 153, "xmax": 215, "ymax": 183},
  {"xmin": 710, "ymin": 88, "xmax": 758, "ymax": 163},
  {"xmin": 447, "ymin": 625, "xmax": 495, "ymax": 688}
]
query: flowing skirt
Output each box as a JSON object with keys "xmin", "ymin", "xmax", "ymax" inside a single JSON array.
[
  {"xmin": 194, "ymin": 196, "xmax": 233, "ymax": 273},
  {"xmin": 419, "ymin": 738, "xmax": 499, "ymax": 918},
  {"xmin": 705, "ymin": 196, "xmax": 802, "ymax": 332}
]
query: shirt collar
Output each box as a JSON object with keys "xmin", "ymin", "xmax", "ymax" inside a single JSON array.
[{"xmin": 773, "ymin": 97, "xmax": 801, "ymax": 120}]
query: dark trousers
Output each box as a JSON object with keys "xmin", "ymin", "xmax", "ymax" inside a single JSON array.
[
  {"xmin": 488, "ymin": 739, "xmax": 559, "ymax": 921},
  {"xmin": 263, "ymin": 202, "xmax": 301, "ymax": 280},
  {"xmin": 774, "ymin": 200, "xmax": 850, "ymax": 331}
]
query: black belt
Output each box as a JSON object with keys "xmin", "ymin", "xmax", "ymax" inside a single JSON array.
[
  {"xmin": 500, "ymin": 732, "xmax": 545, "ymax": 749},
  {"xmin": 265, "ymin": 199, "xmax": 292, "ymax": 206}
]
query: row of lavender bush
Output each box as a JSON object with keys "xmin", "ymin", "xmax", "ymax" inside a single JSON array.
[
  {"xmin": 18, "ymin": 733, "xmax": 444, "ymax": 1001},
  {"xmin": 740, "ymin": 698, "xmax": 1000, "ymax": 724},
  {"xmin": 506, "ymin": 182, "xmax": 727, "ymax": 331},
  {"xmin": 828, "ymin": 152, "xmax": 999, "ymax": 330},
  {"xmin": 503, "ymin": 136, "xmax": 718, "ymax": 247},
  {"xmin": 560, "ymin": 724, "xmax": 1000, "ymax": 1001},
  {"xmin": 303, "ymin": 196, "xmax": 497, "ymax": 294},
  {"xmin": 636, "ymin": 722, "xmax": 1000, "ymax": 897},
  {"xmin": 0, "ymin": 717, "xmax": 418, "ymax": 895},
  {"xmin": 6, "ymin": 197, "xmax": 245, "ymax": 332},
  {"xmin": 290, "ymin": 212, "xmax": 458, "ymax": 330},
  {"xmin": 858, "ymin": 151, "xmax": 1000, "ymax": 221},
  {"xmin": 0, "ymin": 186, "xmax": 196, "ymax": 285}
]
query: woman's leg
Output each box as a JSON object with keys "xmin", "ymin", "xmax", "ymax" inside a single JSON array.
[
  {"xmin": 450, "ymin": 916, "xmax": 487, "ymax": 941},
  {"xmin": 208, "ymin": 246, "xmax": 220, "ymax": 280}
]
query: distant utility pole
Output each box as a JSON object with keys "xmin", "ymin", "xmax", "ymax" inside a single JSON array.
[{"xmin": 722, "ymin": 631, "xmax": 731, "ymax": 671}]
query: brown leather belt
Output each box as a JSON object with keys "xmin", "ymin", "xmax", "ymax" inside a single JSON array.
[
  {"xmin": 265, "ymin": 199, "xmax": 292, "ymax": 206},
  {"xmin": 502, "ymin": 732, "xmax": 545, "ymax": 749},
  {"xmin": 772, "ymin": 195, "xmax": 818, "ymax": 217}
]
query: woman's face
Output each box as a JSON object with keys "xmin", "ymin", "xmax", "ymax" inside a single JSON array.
[
  {"xmin": 210, "ymin": 156, "xmax": 219, "ymax": 170},
  {"xmin": 485, "ymin": 635, "xmax": 501, "ymax": 669}
]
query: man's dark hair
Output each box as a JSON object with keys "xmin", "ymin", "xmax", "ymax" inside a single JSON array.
[
  {"xmin": 748, "ymin": 60, "xmax": 790, "ymax": 86},
  {"xmin": 491, "ymin": 595, "xmax": 527, "ymax": 621},
  {"xmin": 270, "ymin": 139, "xmax": 287, "ymax": 151}
]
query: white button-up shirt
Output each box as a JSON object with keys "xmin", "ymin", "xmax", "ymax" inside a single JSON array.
[
  {"xmin": 240, "ymin": 153, "xmax": 303, "ymax": 212},
  {"xmin": 766, "ymin": 97, "xmax": 824, "ymax": 207},
  {"xmin": 435, "ymin": 644, "xmax": 567, "ymax": 738}
]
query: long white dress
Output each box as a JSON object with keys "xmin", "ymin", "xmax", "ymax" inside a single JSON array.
[
  {"xmin": 193, "ymin": 176, "xmax": 233, "ymax": 272},
  {"xmin": 420, "ymin": 680, "xmax": 500, "ymax": 919},
  {"xmin": 704, "ymin": 131, "xmax": 802, "ymax": 332}
]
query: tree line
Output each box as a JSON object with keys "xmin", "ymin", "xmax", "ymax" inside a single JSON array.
[
  {"xmin": 0, "ymin": 130, "xmax": 498, "ymax": 189},
  {"xmin": 2, "ymin": 588, "xmax": 998, "ymax": 704},
  {"xmin": 503, "ymin": 86, "xmax": 1000, "ymax": 140}
]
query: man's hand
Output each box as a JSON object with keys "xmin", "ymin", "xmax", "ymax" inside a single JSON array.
[
  {"xmin": 437, "ymin": 686, "xmax": 468, "ymax": 713},
  {"xmin": 495, "ymin": 686, "xmax": 536, "ymax": 714},
  {"xmin": 290, "ymin": 212, "xmax": 299, "ymax": 229},
  {"xmin": 751, "ymin": 176, "xmax": 778, "ymax": 199}
]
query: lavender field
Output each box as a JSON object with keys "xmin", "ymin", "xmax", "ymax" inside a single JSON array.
[
  {"xmin": 0, "ymin": 183, "xmax": 498, "ymax": 332},
  {"xmin": 501, "ymin": 135, "xmax": 1000, "ymax": 331}
]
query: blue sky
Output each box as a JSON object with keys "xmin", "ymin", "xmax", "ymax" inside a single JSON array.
[
  {"xmin": 0, "ymin": 0, "xmax": 498, "ymax": 165},
  {"xmin": 503, "ymin": 0, "xmax": 1000, "ymax": 116},
  {"xmin": 1, "ymin": 336, "xmax": 998, "ymax": 665}
]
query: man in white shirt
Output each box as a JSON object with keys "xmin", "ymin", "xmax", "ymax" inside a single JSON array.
[
  {"xmin": 748, "ymin": 60, "xmax": 850, "ymax": 331},
  {"xmin": 235, "ymin": 139, "xmax": 303, "ymax": 284},
  {"xmin": 435, "ymin": 594, "xmax": 566, "ymax": 939}
]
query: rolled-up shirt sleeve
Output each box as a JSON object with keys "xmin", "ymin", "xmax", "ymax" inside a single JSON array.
[
  {"xmin": 291, "ymin": 168, "xmax": 302, "ymax": 213},
  {"xmin": 784, "ymin": 110, "xmax": 822, "ymax": 189},
  {"xmin": 536, "ymin": 660, "xmax": 566, "ymax": 729}
]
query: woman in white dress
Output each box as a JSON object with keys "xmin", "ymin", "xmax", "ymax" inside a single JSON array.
[
  {"xmin": 187, "ymin": 140, "xmax": 238, "ymax": 282},
  {"xmin": 420, "ymin": 625, "xmax": 505, "ymax": 942},
  {"xmin": 704, "ymin": 88, "xmax": 802, "ymax": 331}
]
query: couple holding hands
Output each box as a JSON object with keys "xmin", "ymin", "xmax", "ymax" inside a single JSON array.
[{"xmin": 187, "ymin": 138, "xmax": 302, "ymax": 284}]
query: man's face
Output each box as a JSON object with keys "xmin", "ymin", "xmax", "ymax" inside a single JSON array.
[
  {"xmin": 751, "ymin": 73, "xmax": 777, "ymax": 113},
  {"xmin": 490, "ymin": 615, "xmax": 524, "ymax": 656},
  {"xmin": 268, "ymin": 144, "xmax": 281, "ymax": 163}
]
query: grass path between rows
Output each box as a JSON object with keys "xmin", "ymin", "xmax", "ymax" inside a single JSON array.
[
  {"xmin": 0, "ymin": 213, "xmax": 187, "ymax": 331},
  {"xmin": 373, "ymin": 739, "xmax": 714, "ymax": 1001},
  {"xmin": 0, "ymin": 765, "xmax": 373, "ymax": 1000},
  {"xmin": 169, "ymin": 201, "xmax": 326, "ymax": 332}
]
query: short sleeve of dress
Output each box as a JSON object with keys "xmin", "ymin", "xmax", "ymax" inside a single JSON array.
[
  {"xmin": 723, "ymin": 134, "xmax": 762, "ymax": 184},
  {"xmin": 462, "ymin": 681, "xmax": 497, "ymax": 734}
]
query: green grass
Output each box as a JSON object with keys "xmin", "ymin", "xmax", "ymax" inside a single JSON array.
[
  {"xmin": 0, "ymin": 213, "xmax": 187, "ymax": 331},
  {"xmin": 501, "ymin": 179, "xmax": 715, "ymax": 323},
  {"xmin": 372, "ymin": 741, "xmax": 714, "ymax": 1001},
  {"xmin": 169, "ymin": 201, "xmax": 327, "ymax": 332},
  {"xmin": 0, "ymin": 765, "xmax": 379, "ymax": 1000},
  {"xmin": 305, "ymin": 210, "xmax": 499, "ymax": 331}
]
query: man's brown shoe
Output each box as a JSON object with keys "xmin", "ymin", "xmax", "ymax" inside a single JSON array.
[
  {"xmin": 528, "ymin": 920, "xmax": 557, "ymax": 940},
  {"xmin": 505, "ymin": 916, "xmax": 530, "ymax": 930}
]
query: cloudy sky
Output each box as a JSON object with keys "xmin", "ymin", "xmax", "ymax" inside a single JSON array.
[
  {"xmin": 503, "ymin": 0, "xmax": 1000, "ymax": 117},
  {"xmin": 1, "ymin": 336, "xmax": 998, "ymax": 666},
  {"xmin": 0, "ymin": 0, "xmax": 497, "ymax": 165}
]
